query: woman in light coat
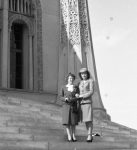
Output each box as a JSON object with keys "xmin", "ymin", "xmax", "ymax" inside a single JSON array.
[{"xmin": 76, "ymin": 68, "xmax": 94, "ymax": 142}]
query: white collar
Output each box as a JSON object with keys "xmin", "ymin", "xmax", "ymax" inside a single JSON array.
[
  {"xmin": 66, "ymin": 84, "xmax": 75, "ymax": 92},
  {"xmin": 66, "ymin": 84, "xmax": 74, "ymax": 87}
]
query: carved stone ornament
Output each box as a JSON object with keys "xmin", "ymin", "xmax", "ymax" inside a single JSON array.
[
  {"xmin": 60, "ymin": 0, "xmax": 81, "ymax": 48},
  {"xmin": 68, "ymin": 0, "xmax": 81, "ymax": 45},
  {"xmin": 60, "ymin": 0, "xmax": 90, "ymax": 49},
  {"xmin": 60, "ymin": 0, "xmax": 69, "ymax": 49},
  {"xmin": 8, "ymin": 14, "xmax": 34, "ymax": 35},
  {"xmin": 79, "ymin": 0, "xmax": 90, "ymax": 45},
  {"xmin": 34, "ymin": 0, "xmax": 43, "ymax": 91}
]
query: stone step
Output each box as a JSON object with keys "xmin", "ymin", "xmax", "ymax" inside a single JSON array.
[
  {"xmin": 0, "ymin": 141, "xmax": 136, "ymax": 150},
  {"xmin": 0, "ymin": 114, "xmax": 137, "ymax": 141},
  {"xmin": 101, "ymin": 131, "xmax": 137, "ymax": 139},
  {"xmin": 0, "ymin": 127, "xmax": 19, "ymax": 133},
  {"xmin": 0, "ymin": 132, "xmax": 136, "ymax": 149},
  {"xmin": 93, "ymin": 128, "xmax": 131, "ymax": 136},
  {"xmin": 7, "ymin": 123, "xmax": 62, "ymax": 131},
  {"xmin": 77, "ymin": 126, "xmax": 136, "ymax": 138},
  {"xmin": 0, "ymin": 104, "xmax": 62, "ymax": 119},
  {"xmin": 0, "ymin": 92, "xmax": 137, "ymax": 150},
  {"xmin": 0, "ymin": 127, "xmax": 133, "ymax": 144},
  {"xmin": 7, "ymin": 126, "xmax": 136, "ymax": 142},
  {"xmin": 37, "ymin": 134, "xmax": 137, "ymax": 143},
  {"xmin": 0, "ymin": 124, "xmax": 136, "ymax": 144},
  {"xmin": 0, "ymin": 91, "xmax": 57, "ymax": 106},
  {"xmin": 94, "ymin": 119, "xmax": 137, "ymax": 133},
  {"xmin": 93, "ymin": 126, "xmax": 130, "ymax": 134},
  {"xmin": 0, "ymin": 95, "xmax": 136, "ymax": 136},
  {"xmin": 2, "ymin": 122, "xmax": 136, "ymax": 143},
  {"xmin": 0, "ymin": 133, "xmax": 33, "ymax": 141}
]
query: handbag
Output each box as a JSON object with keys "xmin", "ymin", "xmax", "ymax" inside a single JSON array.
[{"xmin": 71, "ymin": 102, "xmax": 78, "ymax": 114}]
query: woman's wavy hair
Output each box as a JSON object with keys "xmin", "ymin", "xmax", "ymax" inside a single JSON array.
[
  {"xmin": 65, "ymin": 73, "xmax": 76, "ymax": 81},
  {"xmin": 78, "ymin": 70, "xmax": 90, "ymax": 80}
]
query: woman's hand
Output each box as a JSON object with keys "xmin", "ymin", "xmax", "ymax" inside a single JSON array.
[
  {"xmin": 79, "ymin": 95, "xmax": 83, "ymax": 98},
  {"xmin": 75, "ymin": 93, "xmax": 79, "ymax": 98},
  {"xmin": 65, "ymin": 97, "xmax": 69, "ymax": 102}
]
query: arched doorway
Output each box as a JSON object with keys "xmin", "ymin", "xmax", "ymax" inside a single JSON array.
[{"xmin": 10, "ymin": 20, "xmax": 29, "ymax": 90}]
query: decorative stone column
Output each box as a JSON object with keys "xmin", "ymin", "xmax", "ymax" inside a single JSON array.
[
  {"xmin": 1, "ymin": 0, "xmax": 9, "ymax": 88},
  {"xmin": 7, "ymin": 29, "xmax": 12, "ymax": 88},
  {"xmin": 28, "ymin": 34, "xmax": 33, "ymax": 90},
  {"xmin": 58, "ymin": 0, "xmax": 82, "ymax": 101},
  {"xmin": 58, "ymin": 0, "xmax": 111, "ymax": 120}
]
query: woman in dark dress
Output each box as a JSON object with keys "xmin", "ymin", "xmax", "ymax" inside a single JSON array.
[{"xmin": 60, "ymin": 73, "xmax": 79, "ymax": 142}]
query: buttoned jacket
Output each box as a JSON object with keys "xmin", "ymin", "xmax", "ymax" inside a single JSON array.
[{"xmin": 78, "ymin": 79, "xmax": 94, "ymax": 104}]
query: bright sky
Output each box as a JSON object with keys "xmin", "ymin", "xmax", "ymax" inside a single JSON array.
[{"xmin": 88, "ymin": 0, "xmax": 137, "ymax": 130}]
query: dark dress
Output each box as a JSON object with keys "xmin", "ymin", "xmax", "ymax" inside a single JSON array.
[{"xmin": 60, "ymin": 85, "xmax": 79, "ymax": 125}]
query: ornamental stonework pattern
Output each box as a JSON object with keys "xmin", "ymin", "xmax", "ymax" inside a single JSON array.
[
  {"xmin": 68, "ymin": 0, "xmax": 80, "ymax": 45},
  {"xmin": 8, "ymin": 13, "xmax": 34, "ymax": 35},
  {"xmin": 35, "ymin": 0, "xmax": 43, "ymax": 91},
  {"xmin": 60, "ymin": 0, "xmax": 90, "ymax": 49},
  {"xmin": 60, "ymin": 0, "xmax": 68, "ymax": 49},
  {"xmin": 79, "ymin": 0, "xmax": 90, "ymax": 45},
  {"xmin": 60, "ymin": 0, "xmax": 81, "ymax": 48}
]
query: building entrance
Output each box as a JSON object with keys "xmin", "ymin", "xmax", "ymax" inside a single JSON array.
[{"xmin": 10, "ymin": 23, "xmax": 23, "ymax": 89}]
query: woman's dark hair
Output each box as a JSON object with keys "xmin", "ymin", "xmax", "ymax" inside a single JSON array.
[
  {"xmin": 65, "ymin": 73, "xmax": 75, "ymax": 81},
  {"xmin": 78, "ymin": 70, "xmax": 90, "ymax": 80}
]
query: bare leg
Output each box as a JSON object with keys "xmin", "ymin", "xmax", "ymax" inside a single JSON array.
[
  {"xmin": 85, "ymin": 121, "xmax": 93, "ymax": 141},
  {"xmin": 66, "ymin": 125, "xmax": 72, "ymax": 140},
  {"xmin": 71, "ymin": 125, "xmax": 77, "ymax": 140}
]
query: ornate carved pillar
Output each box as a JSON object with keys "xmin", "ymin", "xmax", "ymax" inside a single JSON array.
[
  {"xmin": 28, "ymin": 34, "xmax": 33, "ymax": 90},
  {"xmin": 58, "ymin": 0, "xmax": 111, "ymax": 120},
  {"xmin": 1, "ymin": 0, "xmax": 9, "ymax": 88},
  {"xmin": 58, "ymin": 0, "xmax": 82, "ymax": 101}
]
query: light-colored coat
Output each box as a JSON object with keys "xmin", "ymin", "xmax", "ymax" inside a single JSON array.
[{"xmin": 78, "ymin": 79, "xmax": 94, "ymax": 122}]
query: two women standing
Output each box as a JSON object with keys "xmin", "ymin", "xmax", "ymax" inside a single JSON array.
[{"xmin": 60, "ymin": 68, "xmax": 94, "ymax": 142}]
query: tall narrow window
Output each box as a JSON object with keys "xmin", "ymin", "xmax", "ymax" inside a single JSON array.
[
  {"xmin": 9, "ymin": 0, "xmax": 34, "ymax": 16},
  {"xmin": 9, "ymin": 0, "xmax": 11, "ymax": 9},
  {"xmin": 26, "ymin": 2, "xmax": 28, "ymax": 14}
]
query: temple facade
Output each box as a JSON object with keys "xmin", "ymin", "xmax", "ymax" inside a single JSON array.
[{"xmin": 0, "ymin": 0, "xmax": 110, "ymax": 120}]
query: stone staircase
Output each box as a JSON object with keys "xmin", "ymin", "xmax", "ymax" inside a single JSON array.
[{"xmin": 0, "ymin": 90, "xmax": 137, "ymax": 150}]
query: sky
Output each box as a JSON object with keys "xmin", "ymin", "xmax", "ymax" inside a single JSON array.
[{"xmin": 88, "ymin": 0, "xmax": 137, "ymax": 130}]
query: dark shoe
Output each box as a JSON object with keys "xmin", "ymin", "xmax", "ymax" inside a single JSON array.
[
  {"xmin": 68, "ymin": 139, "xmax": 72, "ymax": 142},
  {"xmin": 86, "ymin": 136, "xmax": 93, "ymax": 142},
  {"xmin": 72, "ymin": 138, "xmax": 77, "ymax": 142}
]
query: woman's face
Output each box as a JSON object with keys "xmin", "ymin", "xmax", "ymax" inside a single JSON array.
[
  {"xmin": 67, "ymin": 76, "xmax": 74, "ymax": 84},
  {"xmin": 81, "ymin": 72, "xmax": 88, "ymax": 80}
]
